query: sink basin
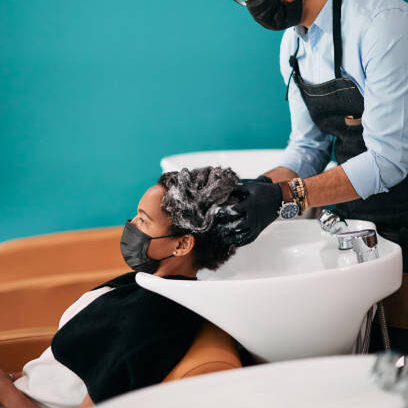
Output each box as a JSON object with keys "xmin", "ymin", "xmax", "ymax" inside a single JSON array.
[
  {"xmin": 136, "ymin": 219, "xmax": 403, "ymax": 363},
  {"xmin": 161, "ymin": 149, "xmax": 287, "ymax": 178},
  {"xmin": 161, "ymin": 149, "xmax": 336, "ymax": 179}
]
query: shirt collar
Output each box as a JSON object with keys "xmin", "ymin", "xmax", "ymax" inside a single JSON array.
[
  {"xmin": 311, "ymin": 0, "xmax": 333, "ymax": 34},
  {"xmin": 294, "ymin": 0, "xmax": 332, "ymax": 39}
]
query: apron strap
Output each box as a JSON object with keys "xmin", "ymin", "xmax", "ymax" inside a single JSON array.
[
  {"xmin": 333, "ymin": 0, "xmax": 343, "ymax": 79},
  {"xmin": 286, "ymin": 0, "xmax": 344, "ymax": 100},
  {"xmin": 285, "ymin": 37, "xmax": 300, "ymax": 101}
]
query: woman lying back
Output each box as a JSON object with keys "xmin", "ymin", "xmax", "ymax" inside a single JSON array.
[{"xmin": 0, "ymin": 166, "xmax": 240, "ymax": 408}]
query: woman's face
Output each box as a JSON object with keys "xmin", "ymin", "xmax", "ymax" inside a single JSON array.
[{"xmin": 130, "ymin": 184, "xmax": 178, "ymax": 260}]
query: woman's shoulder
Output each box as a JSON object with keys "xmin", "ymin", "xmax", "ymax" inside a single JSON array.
[
  {"xmin": 58, "ymin": 286, "xmax": 114, "ymax": 328},
  {"xmin": 92, "ymin": 271, "xmax": 137, "ymax": 290}
]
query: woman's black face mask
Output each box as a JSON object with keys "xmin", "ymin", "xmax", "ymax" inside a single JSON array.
[
  {"xmin": 246, "ymin": 0, "xmax": 303, "ymax": 31},
  {"xmin": 120, "ymin": 220, "xmax": 175, "ymax": 274}
]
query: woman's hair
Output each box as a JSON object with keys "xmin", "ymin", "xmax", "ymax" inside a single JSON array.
[{"xmin": 158, "ymin": 166, "xmax": 240, "ymax": 271}]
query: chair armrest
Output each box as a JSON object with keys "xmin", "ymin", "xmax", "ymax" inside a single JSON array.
[{"xmin": 0, "ymin": 327, "xmax": 56, "ymax": 373}]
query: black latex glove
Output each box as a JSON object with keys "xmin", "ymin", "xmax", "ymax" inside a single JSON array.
[
  {"xmin": 215, "ymin": 177, "xmax": 283, "ymax": 247},
  {"xmin": 240, "ymin": 175, "xmax": 273, "ymax": 184}
]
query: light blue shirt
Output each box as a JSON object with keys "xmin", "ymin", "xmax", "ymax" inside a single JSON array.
[{"xmin": 278, "ymin": 0, "xmax": 408, "ymax": 199}]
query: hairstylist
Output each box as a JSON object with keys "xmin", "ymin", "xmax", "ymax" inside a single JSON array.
[{"xmin": 219, "ymin": 0, "xmax": 408, "ymax": 353}]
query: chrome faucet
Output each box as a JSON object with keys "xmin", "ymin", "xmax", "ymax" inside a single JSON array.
[
  {"xmin": 318, "ymin": 210, "xmax": 379, "ymax": 261},
  {"xmin": 318, "ymin": 210, "xmax": 390, "ymax": 352},
  {"xmin": 318, "ymin": 209, "xmax": 348, "ymax": 234},
  {"xmin": 334, "ymin": 228, "xmax": 390, "ymax": 352},
  {"xmin": 336, "ymin": 229, "xmax": 379, "ymax": 263}
]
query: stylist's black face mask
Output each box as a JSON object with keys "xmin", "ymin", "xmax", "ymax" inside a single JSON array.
[
  {"xmin": 246, "ymin": 0, "xmax": 303, "ymax": 31},
  {"xmin": 120, "ymin": 220, "xmax": 175, "ymax": 274}
]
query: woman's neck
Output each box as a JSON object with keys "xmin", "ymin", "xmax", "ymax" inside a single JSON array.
[{"xmin": 153, "ymin": 256, "xmax": 197, "ymax": 278}]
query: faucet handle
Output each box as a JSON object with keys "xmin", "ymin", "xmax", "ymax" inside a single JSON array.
[
  {"xmin": 336, "ymin": 229, "xmax": 377, "ymax": 247},
  {"xmin": 336, "ymin": 229, "xmax": 378, "ymax": 262}
]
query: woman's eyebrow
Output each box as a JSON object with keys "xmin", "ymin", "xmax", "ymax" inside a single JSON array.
[{"xmin": 139, "ymin": 208, "xmax": 154, "ymax": 221}]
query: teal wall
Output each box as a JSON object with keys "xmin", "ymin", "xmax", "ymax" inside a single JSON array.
[{"xmin": 0, "ymin": 1, "xmax": 290, "ymax": 243}]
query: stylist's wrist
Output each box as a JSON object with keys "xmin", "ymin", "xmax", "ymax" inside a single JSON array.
[
  {"xmin": 278, "ymin": 182, "xmax": 293, "ymax": 203},
  {"xmin": 263, "ymin": 167, "xmax": 298, "ymax": 183}
]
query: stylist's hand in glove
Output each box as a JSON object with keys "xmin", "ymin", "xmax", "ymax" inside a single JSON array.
[{"xmin": 215, "ymin": 175, "xmax": 282, "ymax": 247}]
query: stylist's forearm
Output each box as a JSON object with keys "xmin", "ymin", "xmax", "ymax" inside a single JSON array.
[
  {"xmin": 304, "ymin": 165, "xmax": 360, "ymax": 208},
  {"xmin": 263, "ymin": 167, "xmax": 298, "ymax": 182}
]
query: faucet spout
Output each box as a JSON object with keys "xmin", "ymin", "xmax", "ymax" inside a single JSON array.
[{"xmin": 318, "ymin": 209, "xmax": 348, "ymax": 234}]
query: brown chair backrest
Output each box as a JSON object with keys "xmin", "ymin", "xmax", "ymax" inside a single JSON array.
[
  {"xmin": 163, "ymin": 322, "xmax": 242, "ymax": 381},
  {"xmin": 0, "ymin": 322, "xmax": 241, "ymax": 378}
]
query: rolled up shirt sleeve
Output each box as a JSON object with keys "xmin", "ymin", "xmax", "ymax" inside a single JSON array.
[
  {"xmin": 342, "ymin": 8, "xmax": 408, "ymax": 199},
  {"xmin": 278, "ymin": 30, "xmax": 334, "ymax": 179}
]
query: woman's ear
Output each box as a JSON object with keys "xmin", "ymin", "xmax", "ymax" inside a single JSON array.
[{"xmin": 174, "ymin": 234, "xmax": 195, "ymax": 257}]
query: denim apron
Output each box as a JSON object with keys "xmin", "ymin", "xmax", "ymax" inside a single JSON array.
[{"xmin": 287, "ymin": 0, "xmax": 408, "ymax": 352}]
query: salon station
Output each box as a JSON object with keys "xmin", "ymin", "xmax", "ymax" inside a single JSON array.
[{"xmin": 1, "ymin": 0, "xmax": 408, "ymax": 407}]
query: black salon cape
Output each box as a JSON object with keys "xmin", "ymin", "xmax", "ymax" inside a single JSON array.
[{"xmin": 51, "ymin": 272, "xmax": 204, "ymax": 404}]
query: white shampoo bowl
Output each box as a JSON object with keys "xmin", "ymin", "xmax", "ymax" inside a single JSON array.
[
  {"xmin": 161, "ymin": 149, "xmax": 336, "ymax": 178},
  {"xmin": 136, "ymin": 219, "xmax": 402, "ymax": 363},
  {"xmin": 161, "ymin": 149, "xmax": 286, "ymax": 178}
]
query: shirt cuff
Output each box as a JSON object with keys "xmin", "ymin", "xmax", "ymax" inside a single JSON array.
[{"xmin": 341, "ymin": 151, "xmax": 389, "ymax": 200}]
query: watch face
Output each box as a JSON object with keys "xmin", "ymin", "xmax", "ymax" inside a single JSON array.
[{"xmin": 280, "ymin": 202, "xmax": 299, "ymax": 219}]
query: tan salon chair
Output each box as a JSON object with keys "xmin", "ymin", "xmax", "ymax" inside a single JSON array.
[
  {"xmin": 0, "ymin": 228, "xmax": 242, "ymax": 378},
  {"xmin": 0, "ymin": 321, "xmax": 241, "ymax": 379}
]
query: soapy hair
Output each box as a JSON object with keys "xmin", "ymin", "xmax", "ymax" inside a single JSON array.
[{"xmin": 158, "ymin": 166, "xmax": 240, "ymax": 270}]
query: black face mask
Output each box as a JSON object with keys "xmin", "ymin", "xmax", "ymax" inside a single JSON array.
[
  {"xmin": 120, "ymin": 220, "xmax": 175, "ymax": 274},
  {"xmin": 246, "ymin": 0, "xmax": 303, "ymax": 31}
]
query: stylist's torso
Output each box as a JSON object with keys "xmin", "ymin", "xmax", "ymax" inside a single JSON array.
[
  {"xmin": 280, "ymin": 0, "xmax": 408, "ymax": 221},
  {"xmin": 223, "ymin": 0, "xmax": 408, "ymax": 353},
  {"xmin": 280, "ymin": 0, "xmax": 408, "ymax": 353}
]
